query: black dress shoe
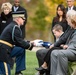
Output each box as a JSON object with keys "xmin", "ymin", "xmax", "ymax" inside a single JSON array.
[
  {"xmin": 35, "ymin": 67, "xmax": 47, "ymax": 74},
  {"xmin": 35, "ymin": 67, "xmax": 47, "ymax": 71},
  {"xmin": 15, "ymin": 72, "xmax": 23, "ymax": 75}
]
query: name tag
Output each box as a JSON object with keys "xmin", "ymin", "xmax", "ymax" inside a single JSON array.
[{"xmin": 2, "ymin": 21, "xmax": 6, "ymax": 23}]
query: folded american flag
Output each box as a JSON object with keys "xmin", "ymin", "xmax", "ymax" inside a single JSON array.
[{"xmin": 33, "ymin": 39, "xmax": 52, "ymax": 48}]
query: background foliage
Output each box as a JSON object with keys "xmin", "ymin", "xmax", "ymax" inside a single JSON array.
[
  {"xmin": 0, "ymin": 0, "xmax": 76, "ymax": 75},
  {"xmin": 0, "ymin": 0, "xmax": 76, "ymax": 42}
]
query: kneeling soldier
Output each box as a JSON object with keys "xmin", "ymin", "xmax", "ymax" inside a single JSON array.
[{"xmin": 0, "ymin": 11, "xmax": 34, "ymax": 75}]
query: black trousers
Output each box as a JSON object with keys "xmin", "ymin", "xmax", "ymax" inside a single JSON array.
[
  {"xmin": 36, "ymin": 49, "xmax": 48, "ymax": 67},
  {"xmin": 44, "ymin": 47, "xmax": 62, "ymax": 65}
]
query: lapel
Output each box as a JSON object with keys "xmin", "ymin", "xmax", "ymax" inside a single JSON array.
[
  {"xmin": 66, "ymin": 8, "xmax": 68, "ymax": 12},
  {"xmin": 66, "ymin": 29, "xmax": 75, "ymax": 44},
  {"xmin": 73, "ymin": 6, "xmax": 76, "ymax": 11},
  {"xmin": 12, "ymin": 6, "xmax": 21, "ymax": 12},
  {"xmin": 66, "ymin": 6, "xmax": 76, "ymax": 12},
  {"xmin": 16, "ymin": 6, "xmax": 21, "ymax": 11},
  {"xmin": 12, "ymin": 6, "xmax": 14, "ymax": 12}
]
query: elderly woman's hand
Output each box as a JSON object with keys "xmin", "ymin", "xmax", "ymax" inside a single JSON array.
[
  {"xmin": 62, "ymin": 45, "xmax": 68, "ymax": 49},
  {"xmin": 49, "ymin": 44, "xmax": 54, "ymax": 49}
]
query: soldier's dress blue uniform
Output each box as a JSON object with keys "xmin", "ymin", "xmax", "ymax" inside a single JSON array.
[
  {"xmin": 11, "ymin": 47, "xmax": 26, "ymax": 74},
  {"xmin": 0, "ymin": 21, "xmax": 33, "ymax": 75}
]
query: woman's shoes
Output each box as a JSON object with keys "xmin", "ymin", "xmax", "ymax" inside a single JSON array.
[{"xmin": 35, "ymin": 66, "xmax": 47, "ymax": 74}]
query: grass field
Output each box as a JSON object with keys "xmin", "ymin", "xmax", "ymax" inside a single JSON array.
[
  {"xmin": 11, "ymin": 50, "xmax": 38, "ymax": 75},
  {"xmin": 11, "ymin": 50, "xmax": 76, "ymax": 75}
]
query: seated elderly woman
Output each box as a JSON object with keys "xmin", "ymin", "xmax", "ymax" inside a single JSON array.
[{"xmin": 50, "ymin": 10, "xmax": 76, "ymax": 75}]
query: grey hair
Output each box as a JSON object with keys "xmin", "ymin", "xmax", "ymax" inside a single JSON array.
[{"xmin": 67, "ymin": 10, "xmax": 76, "ymax": 22}]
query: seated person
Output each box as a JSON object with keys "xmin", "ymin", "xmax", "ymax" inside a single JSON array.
[
  {"xmin": 36, "ymin": 10, "xmax": 76, "ymax": 75},
  {"xmin": 35, "ymin": 24, "xmax": 64, "ymax": 74},
  {"xmin": 0, "ymin": 11, "xmax": 35, "ymax": 75},
  {"xmin": 35, "ymin": 26, "xmax": 74, "ymax": 75},
  {"xmin": 35, "ymin": 22, "xmax": 75, "ymax": 75}
]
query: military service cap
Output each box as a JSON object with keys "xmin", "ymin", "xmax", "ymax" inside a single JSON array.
[{"xmin": 12, "ymin": 11, "xmax": 25, "ymax": 20}]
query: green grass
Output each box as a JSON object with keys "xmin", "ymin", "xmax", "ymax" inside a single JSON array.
[
  {"xmin": 11, "ymin": 50, "xmax": 38, "ymax": 75},
  {"xmin": 11, "ymin": 50, "xmax": 76, "ymax": 75}
]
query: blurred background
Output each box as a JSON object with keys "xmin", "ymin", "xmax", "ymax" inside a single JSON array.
[{"xmin": 0, "ymin": 0, "xmax": 76, "ymax": 43}]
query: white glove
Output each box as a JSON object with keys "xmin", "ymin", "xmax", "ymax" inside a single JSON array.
[{"xmin": 33, "ymin": 39, "xmax": 43, "ymax": 47}]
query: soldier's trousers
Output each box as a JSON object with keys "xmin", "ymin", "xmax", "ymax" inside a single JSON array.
[
  {"xmin": 0, "ymin": 61, "xmax": 10, "ymax": 75},
  {"xmin": 11, "ymin": 46, "xmax": 26, "ymax": 73},
  {"xmin": 0, "ymin": 46, "xmax": 25, "ymax": 75}
]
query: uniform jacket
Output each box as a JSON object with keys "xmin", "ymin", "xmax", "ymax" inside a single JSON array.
[
  {"xmin": 0, "ymin": 21, "xmax": 33, "ymax": 63},
  {"xmin": 12, "ymin": 5, "xmax": 27, "ymax": 38}
]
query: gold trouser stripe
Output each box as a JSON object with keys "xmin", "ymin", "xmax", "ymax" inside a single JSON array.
[
  {"xmin": 4, "ymin": 62, "xmax": 8, "ymax": 75},
  {"xmin": 0, "ymin": 40, "xmax": 13, "ymax": 47}
]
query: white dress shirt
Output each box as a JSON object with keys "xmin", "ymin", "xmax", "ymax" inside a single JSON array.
[
  {"xmin": 68, "ymin": 6, "xmax": 74, "ymax": 11},
  {"xmin": 13, "ymin": 6, "xmax": 19, "ymax": 12}
]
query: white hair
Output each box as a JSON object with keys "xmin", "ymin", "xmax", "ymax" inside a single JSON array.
[
  {"xmin": 1, "ymin": 2, "xmax": 12, "ymax": 11},
  {"xmin": 67, "ymin": 10, "xmax": 76, "ymax": 22}
]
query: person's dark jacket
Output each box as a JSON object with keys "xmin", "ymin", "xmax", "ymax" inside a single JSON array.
[
  {"xmin": 52, "ymin": 17, "xmax": 69, "ymax": 32},
  {"xmin": 54, "ymin": 26, "xmax": 75, "ymax": 47},
  {"xmin": 66, "ymin": 6, "xmax": 76, "ymax": 12},
  {"xmin": 12, "ymin": 5, "xmax": 27, "ymax": 39},
  {"xmin": 0, "ymin": 12, "xmax": 13, "ymax": 35},
  {"xmin": 52, "ymin": 17, "xmax": 69, "ymax": 41}
]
